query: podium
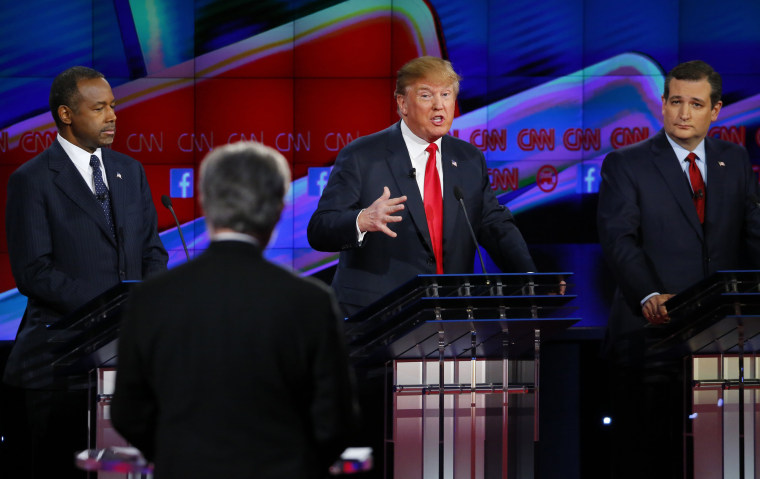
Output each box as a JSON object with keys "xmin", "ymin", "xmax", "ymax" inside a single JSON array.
[
  {"xmin": 47, "ymin": 281, "xmax": 137, "ymax": 479},
  {"xmin": 344, "ymin": 273, "xmax": 578, "ymax": 479},
  {"xmin": 649, "ymin": 270, "xmax": 760, "ymax": 479},
  {"xmin": 48, "ymin": 281, "xmax": 137, "ymax": 378}
]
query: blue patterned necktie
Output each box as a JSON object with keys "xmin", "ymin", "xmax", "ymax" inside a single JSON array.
[{"xmin": 90, "ymin": 155, "xmax": 115, "ymax": 237}]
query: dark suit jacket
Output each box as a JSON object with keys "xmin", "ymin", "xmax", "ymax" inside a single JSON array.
[
  {"xmin": 307, "ymin": 122, "xmax": 536, "ymax": 313},
  {"xmin": 3, "ymin": 140, "xmax": 168, "ymax": 388},
  {"xmin": 597, "ymin": 129, "xmax": 760, "ymax": 354},
  {"xmin": 111, "ymin": 240, "xmax": 359, "ymax": 479}
]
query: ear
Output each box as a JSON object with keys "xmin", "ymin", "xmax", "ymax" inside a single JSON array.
[
  {"xmin": 710, "ymin": 100, "xmax": 723, "ymax": 122},
  {"xmin": 396, "ymin": 94, "xmax": 407, "ymax": 116},
  {"xmin": 58, "ymin": 105, "xmax": 72, "ymax": 126}
]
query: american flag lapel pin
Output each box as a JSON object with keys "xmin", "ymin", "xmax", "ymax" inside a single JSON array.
[
  {"xmin": 718, "ymin": 161, "xmax": 725, "ymax": 167},
  {"xmin": 451, "ymin": 160, "xmax": 457, "ymax": 167},
  {"xmin": 116, "ymin": 172, "xmax": 122, "ymax": 179}
]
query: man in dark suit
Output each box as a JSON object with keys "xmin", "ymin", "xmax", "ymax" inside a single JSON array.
[
  {"xmin": 111, "ymin": 141, "xmax": 359, "ymax": 479},
  {"xmin": 308, "ymin": 56, "xmax": 536, "ymax": 316},
  {"xmin": 597, "ymin": 60, "xmax": 760, "ymax": 478},
  {"xmin": 3, "ymin": 66, "xmax": 168, "ymax": 477}
]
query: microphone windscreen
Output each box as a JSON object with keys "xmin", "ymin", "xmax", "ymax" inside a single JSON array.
[
  {"xmin": 161, "ymin": 195, "xmax": 173, "ymax": 209},
  {"xmin": 453, "ymin": 186, "xmax": 464, "ymax": 201}
]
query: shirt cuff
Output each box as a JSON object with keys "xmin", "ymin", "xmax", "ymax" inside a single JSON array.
[
  {"xmin": 356, "ymin": 209, "xmax": 367, "ymax": 244},
  {"xmin": 641, "ymin": 292, "xmax": 660, "ymax": 306}
]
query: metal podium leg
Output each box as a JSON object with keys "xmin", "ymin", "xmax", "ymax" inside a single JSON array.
[
  {"xmin": 502, "ymin": 327, "xmax": 510, "ymax": 479},
  {"xmin": 729, "ymin": 272, "xmax": 746, "ymax": 479},
  {"xmin": 534, "ymin": 328, "xmax": 540, "ymax": 443},
  {"xmin": 438, "ymin": 313, "xmax": 445, "ymax": 479},
  {"xmin": 738, "ymin": 319, "xmax": 745, "ymax": 479},
  {"xmin": 470, "ymin": 329, "xmax": 477, "ymax": 479}
]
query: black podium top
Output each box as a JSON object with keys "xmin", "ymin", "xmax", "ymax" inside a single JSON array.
[
  {"xmin": 649, "ymin": 270, "xmax": 760, "ymax": 356},
  {"xmin": 48, "ymin": 281, "xmax": 137, "ymax": 376},
  {"xmin": 344, "ymin": 273, "xmax": 578, "ymax": 365}
]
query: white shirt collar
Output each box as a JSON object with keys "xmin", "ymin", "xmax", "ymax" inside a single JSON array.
[
  {"xmin": 57, "ymin": 134, "xmax": 108, "ymax": 191},
  {"xmin": 210, "ymin": 231, "xmax": 260, "ymax": 246},
  {"xmin": 664, "ymin": 133, "xmax": 706, "ymax": 163},
  {"xmin": 399, "ymin": 120, "xmax": 444, "ymax": 196},
  {"xmin": 399, "ymin": 119, "xmax": 443, "ymax": 157}
]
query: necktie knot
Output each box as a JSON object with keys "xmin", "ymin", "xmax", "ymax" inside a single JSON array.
[
  {"xmin": 90, "ymin": 155, "xmax": 99, "ymax": 168},
  {"xmin": 426, "ymin": 143, "xmax": 438, "ymax": 156},
  {"xmin": 686, "ymin": 152, "xmax": 698, "ymax": 164}
]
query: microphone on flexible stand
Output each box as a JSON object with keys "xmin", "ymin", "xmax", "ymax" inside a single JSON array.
[
  {"xmin": 161, "ymin": 195, "xmax": 190, "ymax": 261},
  {"xmin": 408, "ymin": 168, "xmax": 416, "ymax": 179},
  {"xmin": 453, "ymin": 186, "xmax": 488, "ymax": 280}
]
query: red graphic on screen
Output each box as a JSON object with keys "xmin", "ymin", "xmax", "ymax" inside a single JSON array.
[{"xmin": 536, "ymin": 165, "xmax": 558, "ymax": 192}]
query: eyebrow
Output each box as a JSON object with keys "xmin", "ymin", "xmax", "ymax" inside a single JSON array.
[
  {"xmin": 416, "ymin": 84, "xmax": 451, "ymax": 92},
  {"xmin": 669, "ymin": 94, "xmax": 706, "ymax": 103}
]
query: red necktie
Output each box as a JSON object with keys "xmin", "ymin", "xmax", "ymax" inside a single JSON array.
[
  {"xmin": 685, "ymin": 152, "xmax": 705, "ymax": 223},
  {"xmin": 424, "ymin": 143, "xmax": 443, "ymax": 274}
]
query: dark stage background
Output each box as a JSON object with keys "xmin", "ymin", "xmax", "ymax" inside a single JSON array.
[{"xmin": 0, "ymin": 0, "xmax": 759, "ymax": 476}]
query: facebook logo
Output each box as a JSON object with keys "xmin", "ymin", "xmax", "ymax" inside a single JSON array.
[
  {"xmin": 308, "ymin": 167, "xmax": 333, "ymax": 196},
  {"xmin": 170, "ymin": 169, "xmax": 194, "ymax": 198},
  {"xmin": 576, "ymin": 164, "xmax": 601, "ymax": 194}
]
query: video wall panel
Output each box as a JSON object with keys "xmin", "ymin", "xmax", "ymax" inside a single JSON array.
[{"xmin": 1, "ymin": 0, "xmax": 759, "ymax": 339}]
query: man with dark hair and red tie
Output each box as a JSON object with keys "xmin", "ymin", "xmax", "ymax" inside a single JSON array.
[
  {"xmin": 308, "ymin": 56, "xmax": 536, "ymax": 317},
  {"xmin": 597, "ymin": 60, "xmax": 760, "ymax": 478},
  {"xmin": 4, "ymin": 66, "xmax": 167, "ymax": 478}
]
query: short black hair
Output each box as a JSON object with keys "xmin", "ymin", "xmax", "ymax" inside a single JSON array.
[
  {"xmin": 663, "ymin": 60, "xmax": 722, "ymax": 107},
  {"xmin": 49, "ymin": 66, "xmax": 104, "ymax": 129}
]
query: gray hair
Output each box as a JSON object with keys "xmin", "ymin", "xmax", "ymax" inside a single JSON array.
[{"xmin": 200, "ymin": 141, "xmax": 290, "ymax": 238}]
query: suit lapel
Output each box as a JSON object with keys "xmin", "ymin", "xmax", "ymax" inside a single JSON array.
[
  {"xmin": 50, "ymin": 142, "xmax": 117, "ymax": 245},
  {"xmin": 103, "ymin": 150, "xmax": 124, "ymax": 237},
  {"xmin": 441, "ymin": 136, "xmax": 462, "ymax": 251},
  {"xmin": 704, "ymin": 137, "xmax": 725, "ymax": 227},
  {"xmin": 385, "ymin": 123, "xmax": 433, "ymax": 252},
  {"xmin": 650, "ymin": 131, "xmax": 704, "ymax": 239}
]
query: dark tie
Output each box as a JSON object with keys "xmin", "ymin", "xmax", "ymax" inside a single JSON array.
[
  {"xmin": 90, "ymin": 155, "xmax": 115, "ymax": 237},
  {"xmin": 685, "ymin": 152, "xmax": 705, "ymax": 224},
  {"xmin": 424, "ymin": 143, "xmax": 443, "ymax": 274}
]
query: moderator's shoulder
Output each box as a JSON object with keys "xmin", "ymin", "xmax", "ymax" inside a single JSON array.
[{"xmin": 285, "ymin": 271, "xmax": 339, "ymax": 306}]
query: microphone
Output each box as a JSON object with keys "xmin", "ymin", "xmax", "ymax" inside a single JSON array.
[
  {"xmin": 453, "ymin": 186, "xmax": 487, "ymax": 276},
  {"xmin": 408, "ymin": 168, "xmax": 416, "ymax": 179},
  {"xmin": 695, "ymin": 189, "xmax": 704, "ymax": 199},
  {"xmin": 161, "ymin": 195, "xmax": 190, "ymax": 261},
  {"xmin": 96, "ymin": 193, "xmax": 108, "ymax": 202}
]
